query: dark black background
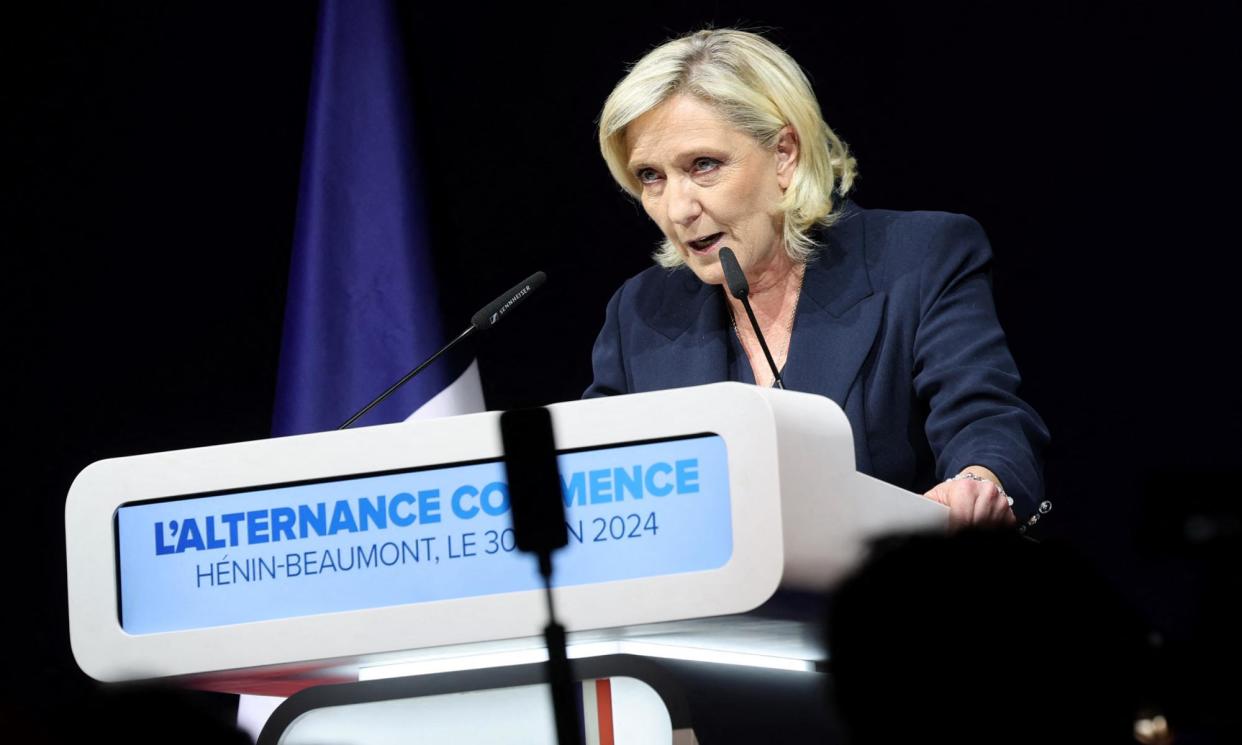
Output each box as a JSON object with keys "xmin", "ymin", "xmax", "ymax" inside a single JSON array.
[{"xmin": 4, "ymin": 0, "xmax": 1239, "ymax": 737}]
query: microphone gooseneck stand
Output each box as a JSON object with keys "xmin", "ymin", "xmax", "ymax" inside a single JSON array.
[
  {"xmin": 337, "ymin": 271, "xmax": 547, "ymax": 430},
  {"xmin": 718, "ymin": 247, "xmax": 784, "ymax": 389}
]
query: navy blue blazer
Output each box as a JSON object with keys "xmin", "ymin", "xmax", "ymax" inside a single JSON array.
[{"xmin": 583, "ymin": 204, "xmax": 1049, "ymax": 517}]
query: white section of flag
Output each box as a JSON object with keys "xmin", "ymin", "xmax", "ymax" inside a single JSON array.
[
  {"xmin": 406, "ymin": 358, "xmax": 486, "ymax": 421},
  {"xmin": 238, "ymin": 695, "xmax": 286, "ymax": 742},
  {"xmin": 583, "ymin": 679, "xmax": 602, "ymax": 745}
]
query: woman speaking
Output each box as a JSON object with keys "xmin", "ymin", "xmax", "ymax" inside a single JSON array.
[{"xmin": 585, "ymin": 29, "xmax": 1049, "ymax": 529}]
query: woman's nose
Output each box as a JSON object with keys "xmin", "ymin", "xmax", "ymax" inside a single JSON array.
[{"xmin": 665, "ymin": 175, "xmax": 702, "ymax": 226}]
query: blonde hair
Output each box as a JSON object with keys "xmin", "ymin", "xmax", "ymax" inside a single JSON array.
[{"xmin": 599, "ymin": 29, "xmax": 858, "ymax": 267}]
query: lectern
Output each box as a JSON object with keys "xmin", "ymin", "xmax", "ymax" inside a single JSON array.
[{"xmin": 66, "ymin": 383, "xmax": 946, "ymax": 743}]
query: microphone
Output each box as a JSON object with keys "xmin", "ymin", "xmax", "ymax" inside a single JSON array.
[
  {"xmin": 471, "ymin": 271, "xmax": 547, "ymax": 330},
  {"xmin": 337, "ymin": 271, "xmax": 547, "ymax": 429},
  {"xmin": 718, "ymin": 247, "xmax": 784, "ymax": 390},
  {"xmin": 499, "ymin": 406, "xmax": 581, "ymax": 745}
]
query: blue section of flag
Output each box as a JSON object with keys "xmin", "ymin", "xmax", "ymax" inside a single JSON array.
[{"xmin": 273, "ymin": 0, "xmax": 450, "ymax": 436}]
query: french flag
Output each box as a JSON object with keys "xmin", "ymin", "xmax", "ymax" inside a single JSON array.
[
  {"xmin": 579, "ymin": 678, "xmax": 617, "ymax": 745},
  {"xmin": 243, "ymin": 0, "xmax": 482, "ymax": 738},
  {"xmin": 271, "ymin": 0, "xmax": 482, "ymax": 439}
]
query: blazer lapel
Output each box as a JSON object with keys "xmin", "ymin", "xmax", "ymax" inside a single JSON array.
[
  {"xmin": 636, "ymin": 203, "xmax": 883, "ymax": 400},
  {"xmin": 639, "ymin": 267, "xmax": 731, "ymax": 391},
  {"xmin": 784, "ymin": 207, "xmax": 886, "ymax": 405}
]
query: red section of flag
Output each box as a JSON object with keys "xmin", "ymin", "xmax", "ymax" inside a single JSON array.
[{"xmin": 595, "ymin": 679, "xmax": 615, "ymax": 745}]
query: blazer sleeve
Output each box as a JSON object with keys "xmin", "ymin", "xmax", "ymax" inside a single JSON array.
[
  {"xmin": 911, "ymin": 214, "xmax": 1050, "ymax": 516},
  {"xmin": 582, "ymin": 282, "xmax": 629, "ymax": 398}
]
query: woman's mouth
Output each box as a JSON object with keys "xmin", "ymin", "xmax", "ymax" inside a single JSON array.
[{"xmin": 686, "ymin": 232, "xmax": 725, "ymax": 254}]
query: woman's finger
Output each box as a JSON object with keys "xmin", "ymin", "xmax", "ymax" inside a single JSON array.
[
  {"xmin": 971, "ymin": 482, "xmax": 1000, "ymax": 524},
  {"xmin": 947, "ymin": 485, "xmax": 977, "ymax": 529}
]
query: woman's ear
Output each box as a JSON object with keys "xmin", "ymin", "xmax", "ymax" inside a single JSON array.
[{"xmin": 775, "ymin": 125, "xmax": 800, "ymax": 190}]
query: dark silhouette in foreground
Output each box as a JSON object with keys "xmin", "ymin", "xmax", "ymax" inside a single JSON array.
[{"xmin": 826, "ymin": 530, "xmax": 1148, "ymax": 745}]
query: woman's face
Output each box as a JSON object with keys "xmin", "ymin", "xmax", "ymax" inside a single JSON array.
[{"xmin": 625, "ymin": 94, "xmax": 798, "ymax": 286}]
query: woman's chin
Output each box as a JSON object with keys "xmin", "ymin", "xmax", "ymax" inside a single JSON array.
[{"xmin": 685, "ymin": 262, "xmax": 726, "ymax": 286}]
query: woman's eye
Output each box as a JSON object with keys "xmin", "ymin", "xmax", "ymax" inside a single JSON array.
[
  {"xmin": 636, "ymin": 168, "xmax": 660, "ymax": 184},
  {"xmin": 692, "ymin": 157, "xmax": 721, "ymax": 173}
]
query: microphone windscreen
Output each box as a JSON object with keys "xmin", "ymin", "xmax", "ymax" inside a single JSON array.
[
  {"xmin": 718, "ymin": 247, "xmax": 749, "ymax": 300},
  {"xmin": 500, "ymin": 406, "xmax": 568, "ymax": 554},
  {"xmin": 471, "ymin": 271, "xmax": 547, "ymax": 330}
]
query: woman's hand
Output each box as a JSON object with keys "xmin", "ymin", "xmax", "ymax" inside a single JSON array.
[{"xmin": 924, "ymin": 466, "xmax": 1017, "ymax": 530}]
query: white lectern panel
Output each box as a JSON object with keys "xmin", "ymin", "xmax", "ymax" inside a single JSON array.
[{"xmin": 65, "ymin": 383, "xmax": 945, "ymax": 689}]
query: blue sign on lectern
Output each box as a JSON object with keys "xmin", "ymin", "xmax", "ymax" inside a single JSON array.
[{"xmin": 114, "ymin": 434, "xmax": 732, "ymax": 634}]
